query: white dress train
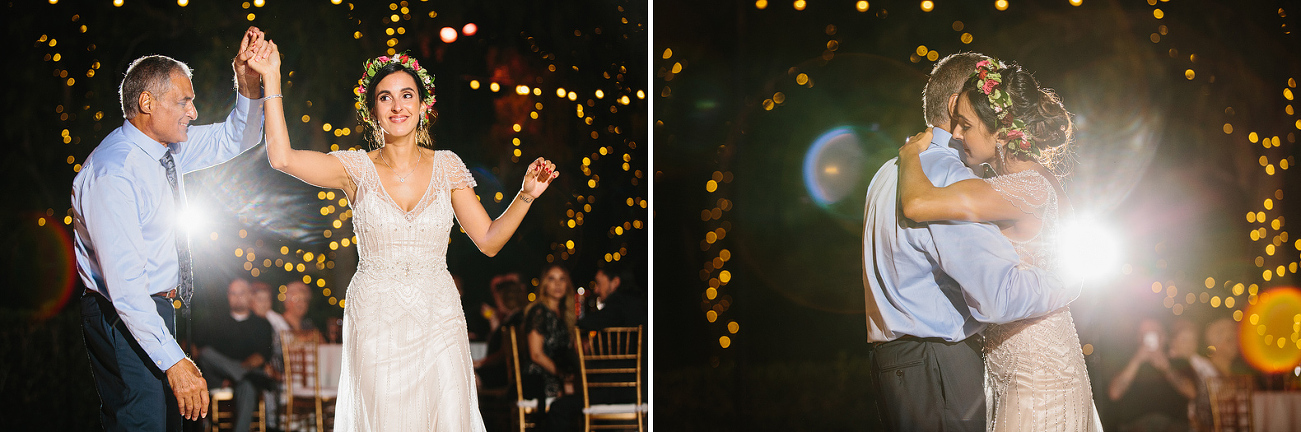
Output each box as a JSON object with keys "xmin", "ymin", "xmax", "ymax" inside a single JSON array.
[
  {"xmin": 980, "ymin": 169, "xmax": 1103, "ymax": 432},
  {"xmin": 329, "ymin": 149, "xmax": 487, "ymax": 431}
]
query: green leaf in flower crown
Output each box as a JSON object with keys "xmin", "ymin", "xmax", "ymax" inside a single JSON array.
[{"xmin": 1013, "ymin": 119, "xmax": 1025, "ymax": 128}]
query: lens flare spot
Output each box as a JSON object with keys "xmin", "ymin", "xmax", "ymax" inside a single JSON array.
[
  {"xmin": 803, "ymin": 127, "xmax": 866, "ymax": 207},
  {"xmin": 1240, "ymin": 287, "xmax": 1301, "ymax": 372}
]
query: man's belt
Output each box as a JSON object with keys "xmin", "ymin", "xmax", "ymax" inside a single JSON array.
[{"xmin": 84, "ymin": 288, "xmax": 178, "ymax": 299}]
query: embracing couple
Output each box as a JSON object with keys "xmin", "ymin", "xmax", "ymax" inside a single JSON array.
[
  {"xmin": 73, "ymin": 27, "xmax": 555, "ymax": 431},
  {"xmin": 864, "ymin": 52, "xmax": 1101, "ymax": 431}
]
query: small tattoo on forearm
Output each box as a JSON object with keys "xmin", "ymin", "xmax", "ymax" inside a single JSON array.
[{"xmin": 520, "ymin": 194, "xmax": 534, "ymax": 203}]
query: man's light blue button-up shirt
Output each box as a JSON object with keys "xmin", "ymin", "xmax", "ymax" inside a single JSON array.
[
  {"xmin": 72, "ymin": 94, "xmax": 264, "ymax": 370},
  {"xmin": 863, "ymin": 127, "xmax": 1080, "ymax": 342}
]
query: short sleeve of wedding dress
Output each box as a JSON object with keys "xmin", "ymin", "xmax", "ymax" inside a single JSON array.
[
  {"xmin": 329, "ymin": 149, "xmax": 376, "ymax": 202},
  {"xmin": 983, "ymin": 170, "xmax": 1053, "ymax": 220},
  {"xmin": 439, "ymin": 150, "xmax": 477, "ymax": 190}
]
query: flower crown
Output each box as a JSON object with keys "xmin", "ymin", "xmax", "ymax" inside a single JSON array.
[
  {"xmin": 354, "ymin": 52, "xmax": 436, "ymax": 126},
  {"xmin": 971, "ymin": 58, "xmax": 1038, "ymax": 159}
]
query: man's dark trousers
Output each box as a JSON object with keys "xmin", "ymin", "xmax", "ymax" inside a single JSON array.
[
  {"xmin": 81, "ymin": 291, "xmax": 182, "ymax": 431},
  {"xmin": 868, "ymin": 337, "xmax": 985, "ymax": 432}
]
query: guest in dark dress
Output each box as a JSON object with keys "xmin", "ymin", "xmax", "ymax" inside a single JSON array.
[{"xmin": 522, "ymin": 264, "xmax": 577, "ymax": 402}]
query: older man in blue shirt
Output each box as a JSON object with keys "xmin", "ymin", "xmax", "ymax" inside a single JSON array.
[
  {"xmin": 72, "ymin": 27, "xmax": 268, "ymax": 430},
  {"xmin": 863, "ymin": 52, "xmax": 1081, "ymax": 431}
]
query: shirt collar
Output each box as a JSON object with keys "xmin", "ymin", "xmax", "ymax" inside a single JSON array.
[
  {"xmin": 120, "ymin": 120, "xmax": 171, "ymax": 161},
  {"xmin": 929, "ymin": 127, "xmax": 956, "ymax": 153}
]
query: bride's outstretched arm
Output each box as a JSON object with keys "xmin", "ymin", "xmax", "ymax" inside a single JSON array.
[
  {"xmin": 245, "ymin": 40, "xmax": 350, "ymax": 192},
  {"xmin": 898, "ymin": 128, "xmax": 1025, "ymax": 223},
  {"xmin": 451, "ymin": 158, "xmax": 558, "ymax": 257}
]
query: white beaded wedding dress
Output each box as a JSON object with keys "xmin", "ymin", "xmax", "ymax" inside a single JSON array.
[
  {"xmin": 981, "ymin": 169, "xmax": 1102, "ymax": 432},
  {"xmin": 329, "ymin": 149, "xmax": 487, "ymax": 431}
]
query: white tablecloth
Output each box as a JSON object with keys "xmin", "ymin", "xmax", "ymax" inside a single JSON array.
[
  {"xmin": 317, "ymin": 344, "xmax": 343, "ymax": 389},
  {"xmin": 1253, "ymin": 391, "xmax": 1301, "ymax": 432},
  {"xmin": 469, "ymin": 341, "xmax": 488, "ymax": 361}
]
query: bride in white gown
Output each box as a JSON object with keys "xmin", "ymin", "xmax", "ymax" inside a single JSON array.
[
  {"xmin": 898, "ymin": 58, "xmax": 1102, "ymax": 431},
  {"xmin": 247, "ymin": 42, "xmax": 558, "ymax": 430}
]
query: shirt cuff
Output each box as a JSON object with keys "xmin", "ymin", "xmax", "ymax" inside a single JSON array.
[{"xmin": 146, "ymin": 338, "xmax": 188, "ymax": 372}]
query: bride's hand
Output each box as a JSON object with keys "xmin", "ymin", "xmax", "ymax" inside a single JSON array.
[
  {"xmin": 521, "ymin": 157, "xmax": 559, "ymax": 199},
  {"xmin": 245, "ymin": 39, "xmax": 281, "ymax": 80},
  {"xmin": 900, "ymin": 128, "xmax": 933, "ymax": 158}
]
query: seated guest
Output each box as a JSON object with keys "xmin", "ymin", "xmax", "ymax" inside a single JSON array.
[
  {"xmin": 325, "ymin": 316, "xmax": 343, "ymax": 344},
  {"xmin": 1107, "ymin": 318, "xmax": 1196, "ymax": 432},
  {"xmin": 550, "ymin": 264, "xmax": 647, "ymax": 431},
  {"xmin": 484, "ymin": 272, "xmax": 523, "ymax": 333},
  {"xmin": 522, "ymin": 265, "xmax": 578, "ymax": 404},
  {"xmin": 196, "ymin": 278, "xmax": 276, "ymax": 432},
  {"xmin": 252, "ymin": 281, "xmax": 291, "ymax": 337},
  {"xmin": 454, "ymin": 273, "xmax": 490, "ymax": 341},
  {"xmin": 475, "ymin": 278, "xmax": 529, "ymax": 389},
  {"xmin": 249, "ymin": 281, "xmax": 288, "ymax": 431},
  {"xmin": 281, "ymin": 280, "xmax": 318, "ymax": 337},
  {"xmin": 578, "ymin": 264, "xmax": 646, "ymax": 331},
  {"xmin": 1168, "ymin": 319, "xmax": 1213, "ymax": 432}
]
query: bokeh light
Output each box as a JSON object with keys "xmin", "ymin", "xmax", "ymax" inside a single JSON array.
[{"xmin": 439, "ymin": 27, "xmax": 457, "ymax": 43}]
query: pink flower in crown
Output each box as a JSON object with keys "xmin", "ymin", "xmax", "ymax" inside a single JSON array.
[
  {"xmin": 1005, "ymin": 129, "xmax": 1025, "ymax": 142},
  {"xmin": 975, "ymin": 60, "xmax": 991, "ymax": 69},
  {"xmin": 411, "ymin": 59, "xmax": 420, "ymax": 69},
  {"xmin": 377, "ymin": 56, "xmax": 390, "ymax": 63},
  {"xmin": 981, "ymin": 79, "xmax": 998, "ymax": 94}
]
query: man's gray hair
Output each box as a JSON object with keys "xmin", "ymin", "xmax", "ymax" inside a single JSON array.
[
  {"xmin": 119, "ymin": 55, "xmax": 192, "ymax": 119},
  {"xmin": 922, "ymin": 52, "xmax": 987, "ymax": 127}
]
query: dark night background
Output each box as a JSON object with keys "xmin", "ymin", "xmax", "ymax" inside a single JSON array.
[
  {"xmin": 0, "ymin": 0, "xmax": 645, "ymax": 429},
  {"xmin": 655, "ymin": 0, "xmax": 1299, "ymax": 430}
]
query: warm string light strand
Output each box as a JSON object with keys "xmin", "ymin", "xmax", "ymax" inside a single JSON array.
[{"xmin": 36, "ymin": 0, "xmax": 646, "ymax": 312}]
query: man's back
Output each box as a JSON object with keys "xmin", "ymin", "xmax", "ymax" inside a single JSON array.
[{"xmin": 863, "ymin": 129, "xmax": 988, "ymax": 343}]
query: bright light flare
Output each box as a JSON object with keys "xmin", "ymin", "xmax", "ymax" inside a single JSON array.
[
  {"xmin": 1057, "ymin": 217, "xmax": 1123, "ymax": 284},
  {"xmin": 177, "ymin": 202, "xmax": 208, "ymax": 236},
  {"xmin": 462, "ymin": 23, "xmax": 477, "ymax": 36}
]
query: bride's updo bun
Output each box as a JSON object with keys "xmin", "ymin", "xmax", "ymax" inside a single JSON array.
[{"xmin": 961, "ymin": 62, "xmax": 1073, "ymax": 154}]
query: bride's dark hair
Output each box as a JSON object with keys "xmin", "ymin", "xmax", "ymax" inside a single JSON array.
[
  {"xmin": 960, "ymin": 62, "xmax": 1073, "ymax": 170},
  {"xmin": 359, "ymin": 62, "xmax": 436, "ymax": 149}
]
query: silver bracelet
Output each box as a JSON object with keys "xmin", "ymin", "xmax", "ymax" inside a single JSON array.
[{"xmin": 264, "ymin": 94, "xmax": 283, "ymax": 100}]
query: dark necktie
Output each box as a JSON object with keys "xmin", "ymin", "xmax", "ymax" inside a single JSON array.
[{"xmin": 160, "ymin": 151, "xmax": 194, "ymax": 308}]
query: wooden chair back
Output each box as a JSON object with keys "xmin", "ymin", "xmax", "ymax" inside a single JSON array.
[
  {"xmin": 1208, "ymin": 375, "xmax": 1254, "ymax": 432},
  {"xmin": 573, "ymin": 325, "xmax": 644, "ymax": 432},
  {"xmin": 281, "ymin": 330, "xmax": 333, "ymax": 431},
  {"xmin": 509, "ymin": 326, "xmax": 542, "ymax": 431}
]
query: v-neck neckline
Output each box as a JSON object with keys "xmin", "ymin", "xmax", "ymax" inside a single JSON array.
[{"xmin": 369, "ymin": 150, "xmax": 438, "ymax": 220}]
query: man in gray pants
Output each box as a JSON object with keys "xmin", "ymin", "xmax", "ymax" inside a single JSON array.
[{"xmin": 862, "ymin": 52, "xmax": 1081, "ymax": 431}]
